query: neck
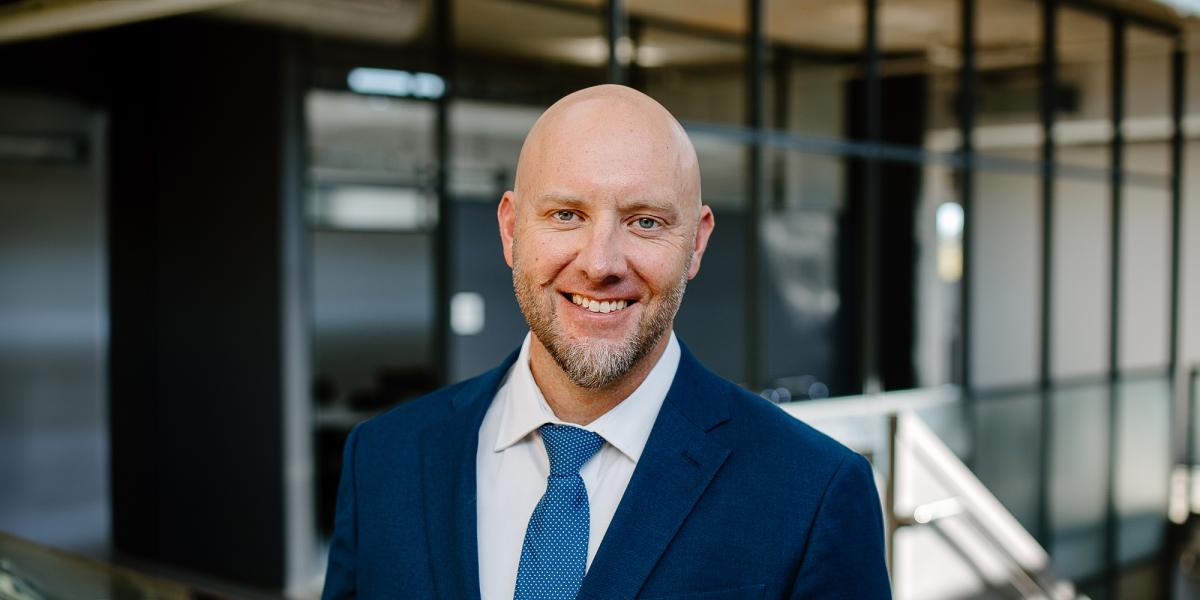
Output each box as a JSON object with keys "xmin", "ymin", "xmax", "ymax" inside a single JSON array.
[{"xmin": 527, "ymin": 334, "xmax": 671, "ymax": 426}]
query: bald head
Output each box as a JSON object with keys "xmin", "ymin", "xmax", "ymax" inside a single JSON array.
[{"xmin": 513, "ymin": 84, "xmax": 702, "ymax": 216}]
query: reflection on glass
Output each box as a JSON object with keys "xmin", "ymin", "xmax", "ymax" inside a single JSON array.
[
  {"xmin": 1050, "ymin": 384, "xmax": 1109, "ymax": 581},
  {"xmin": 1114, "ymin": 377, "xmax": 1170, "ymax": 565},
  {"xmin": 761, "ymin": 150, "xmax": 846, "ymax": 395},
  {"xmin": 972, "ymin": 392, "xmax": 1042, "ymax": 533}
]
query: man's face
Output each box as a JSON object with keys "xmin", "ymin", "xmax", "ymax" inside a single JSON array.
[{"xmin": 498, "ymin": 95, "xmax": 712, "ymax": 389}]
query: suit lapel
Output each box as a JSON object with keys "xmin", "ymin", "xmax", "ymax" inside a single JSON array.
[
  {"xmin": 577, "ymin": 345, "xmax": 732, "ymax": 600},
  {"xmin": 420, "ymin": 351, "xmax": 519, "ymax": 600}
]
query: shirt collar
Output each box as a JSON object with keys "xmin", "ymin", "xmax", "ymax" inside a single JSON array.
[{"xmin": 493, "ymin": 331, "xmax": 681, "ymax": 463}]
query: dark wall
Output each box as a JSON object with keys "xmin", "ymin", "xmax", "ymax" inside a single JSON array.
[
  {"xmin": 2, "ymin": 18, "xmax": 304, "ymax": 589},
  {"xmin": 109, "ymin": 20, "xmax": 300, "ymax": 588},
  {"xmin": 842, "ymin": 73, "xmax": 927, "ymax": 393}
]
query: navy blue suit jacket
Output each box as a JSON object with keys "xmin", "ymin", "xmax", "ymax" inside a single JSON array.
[{"xmin": 323, "ymin": 342, "xmax": 891, "ymax": 599}]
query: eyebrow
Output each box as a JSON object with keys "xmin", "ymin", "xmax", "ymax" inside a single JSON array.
[{"xmin": 532, "ymin": 194, "xmax": 680, "ymax": 220}]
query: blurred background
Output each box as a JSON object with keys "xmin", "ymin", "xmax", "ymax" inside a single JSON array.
[{"xmin": 0, "ymin": 0, "xmax": 1198, "ymax": 598}]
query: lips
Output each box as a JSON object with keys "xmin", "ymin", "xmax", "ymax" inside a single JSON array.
[{"xmin": 566, "ymin": 292, "xmax": 633, "ymax": 314}]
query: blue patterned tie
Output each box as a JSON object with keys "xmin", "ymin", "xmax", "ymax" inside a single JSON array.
[{"xmin": 513, "ymin": 424, "xmax": 606, "ymax": 600}]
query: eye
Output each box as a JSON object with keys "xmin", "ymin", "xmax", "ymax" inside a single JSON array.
[
  {"xmin": 553, "ymin": 210, "xmax": 576, "ymax": 222},
  {"xmin": 635, "ymin": 217, "xmax": 660, "ymax": 230}
]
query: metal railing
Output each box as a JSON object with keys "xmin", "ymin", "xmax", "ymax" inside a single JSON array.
[{"xmin": 781, "ymin": 389, "xmax": 1080, "ymax": 599}]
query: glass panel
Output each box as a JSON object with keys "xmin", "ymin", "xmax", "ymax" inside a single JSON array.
[
  {"xmin": 1049, "ymin": 383, "xmax": 1109, "ymax": 581},
  {"xmin": 974, "ymin": 0, "xmax": 1041, "ymax": 134},
  {"xmin": 306, "ymin": 90, "xmax": 438, "ymax": 534},
  {"xmin": 449, "ymin": 100, "xmax": 540, "ymax": 201},
  {"xmin": 1051, "ymin": 178, "xmax": 1110, "ymax": 379},
  {"xmin": 764, "ymin": 0, "xmax": 858, "ymax": 139},
  {"xmin": 1124, "ymin": 27, "xmax": 1173, "ymax": 178},
  {"xmin": 628, "ymin": 0, "xmax": 745, "ymax": 37},
  {"xmin": 1186, "ymin": 141, "xmax": 1200, "ymax": 371},
  {"xmin": 760, "ymin": 150, "xmax": 849, "ymax": 396},
  {"xmin": 970, "ymin": 168, "xmax": 1041, "ymax": 389},
  {"xmin": 972, "ymin": 391, "xmax": 1042, "ymax": 533},
  {"xmin": 879, "ymin": 0, "xmax": 960, "ymax": 144},
  {"xmin": 966, "ymin": 0, "xmax": 1040, "ymax": 169},
  {"xmin": 1119, "ymin": 184, "xmax": 1170, "ymax": 371},
  {"xmin": 763, "ymin": 51, "xmax": 855, "ymax": 139},
  {"xmin": 446, "ymin": 100, "xmax": 544, "ymax": 381},
  {"xmin": 637, "ymin": 26, "xmax": 746, "ymax": 125},
  {"xmin": 1114, "ymin": 376, "xmax": 1170, "ymax": 565},
  {"xmin": 914, "ymin": 164, "xmax": 963, "ymax": 388},
  {"xmin": 455, "ymin": 0, "xmax": 605, "ymax": 104},
  {"xmin": 1054, "ymin": 7, "xmax": 1111, "ymax": 171},
  {"xmin": 675, "ymin": 133, "xmax": 747, "ymax": 383}
]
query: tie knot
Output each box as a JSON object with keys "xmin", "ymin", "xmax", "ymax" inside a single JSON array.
[{"xmin": 538, "ymin": 424, "xmax": 605, "ymax": 476}]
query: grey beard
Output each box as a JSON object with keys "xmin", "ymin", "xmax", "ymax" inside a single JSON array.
[
  {"xmin": 543, "ymin": 280, "xmax": 680, "ymax": 389},
  {"xmin": 512, "ymin": 247, "xmax": 691, "ymax": 390}
]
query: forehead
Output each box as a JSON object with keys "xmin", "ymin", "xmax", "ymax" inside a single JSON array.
[{"xmin": 519, "ymin": 100, "xmax": 688, "ymax": 201}]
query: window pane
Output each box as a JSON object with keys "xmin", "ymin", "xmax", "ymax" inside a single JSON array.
[
  {"xmin": 972, "ymin": 391, "xmax": 1043, "ymax": 533},
  {"xmin": 455, "ymin": 0, "xmax": 605, "ymax": 104},
  {"xmin": 765, "ymin": 0, "xmax": 858, "ymax": 139},
  {"xmin": 638, "ymin": 27, "xmax": 746, "ymax": 125},
  {"xmin": 970, "ymin": 169, "xmax": 1041, "ymax": 388},
  {"xmin": 914, "ymin": 164, "xmax": 964, "ymax": 388},
  {"xmin": 973, "ymin": 0, "xmax": 1040, "ymax": 163},
  {"xmin": 760, "ymin": 150, "xmax": 849, "ymax": 396},
  {"xmin": 1049, "ymin": 383, "xmax": 1109, "ymax": 580},
  {"xmin": 1119, "ymin": 184, "xmax": 1171, "ymax": 371},
  {"xmin": 447, "ymin": 100, "xmax": 542, "ymax": 380},
  {"xmin": 1124, "ymin": 27, "xmax": 1173, "ymax": 178},
  {"xmin": 306, "ymin": 91, "xmax": 438, "ymax": 535},
  {"xmin": 1055, "ymin": 7, "xmax": 1112, "ymax": 171},
  {"xmin": 1115, "ymin": 376, "xmax": 1170, "ymax": 565},
  {"xmin": 675, "ymin": 133, "xmax": 748, "ymax": 383},
  {"xmin": 1052, "ymin": 178, "xmax": 1110, "ymax": 379}
]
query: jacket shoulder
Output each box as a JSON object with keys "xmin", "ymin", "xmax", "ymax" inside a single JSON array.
[{"xmin": 715, "ymin": 375, "xmax": 861, "ymax": 469}]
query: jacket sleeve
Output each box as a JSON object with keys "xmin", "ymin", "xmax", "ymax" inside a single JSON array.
[
  {"xmin": 322, "ymin": 425, "xmax": 362, "ymax": 600},
  {"xmin": 789, "ymin": 453, "xmax": 892, "ymax": 599}
]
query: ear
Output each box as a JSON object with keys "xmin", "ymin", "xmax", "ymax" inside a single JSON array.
[
  {"xmin": 498, "ymin": 190, "xmax": 517, "ymax": 269},
  {"xmin": 686, "ymin": 205, "xmax": 715, "ymax": 280}
]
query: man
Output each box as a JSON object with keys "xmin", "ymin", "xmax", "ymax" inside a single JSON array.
[{"xmin": 322, "ymin": 85, "xmax": 890, "ymax": 599}]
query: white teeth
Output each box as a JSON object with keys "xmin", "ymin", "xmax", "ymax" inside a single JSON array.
[{"xmin": 569, "ymin": 294, "xmax": 631, "ymax": 313}]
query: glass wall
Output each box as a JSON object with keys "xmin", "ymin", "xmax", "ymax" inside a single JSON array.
[{"xmin": 297, "ymin": 0, "xmax": 1188, "ymax": 594}]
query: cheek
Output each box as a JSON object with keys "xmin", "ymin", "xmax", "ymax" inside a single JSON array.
[
  {"xmin": 520, "ymin": 233, "xmax": 576, "ymax": 280},
  {"xmin": 631, "ymin": 248, "xmax": 689, "ymax": 291}
]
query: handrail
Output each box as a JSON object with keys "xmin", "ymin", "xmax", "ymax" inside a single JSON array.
[
  {"xmin": 780, "ymin": 389, "xmax": 1078, "ymax": 599},
  {"xmin": 897, "ymin": 412, "xmax": 1075, "ymax": 599}
]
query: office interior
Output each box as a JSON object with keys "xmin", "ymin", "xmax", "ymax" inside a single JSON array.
[{"xmin": 1, "ymin": 0, "xmax": 1199, "ymax": 597}]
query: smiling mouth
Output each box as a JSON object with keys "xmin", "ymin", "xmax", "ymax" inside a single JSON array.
[{"xmin": 563, "ymin": 292, "xmax": 635, "ymax": 314}]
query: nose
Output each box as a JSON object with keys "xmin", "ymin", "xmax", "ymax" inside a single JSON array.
[{"xmin": 577, "ymin": 217, "xmax": 628, "ymax": 284}]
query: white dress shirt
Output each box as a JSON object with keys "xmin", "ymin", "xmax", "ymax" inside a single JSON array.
[{"xmin": 476, "ymin": 331, "xmax": 681, "ymax": 600}]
